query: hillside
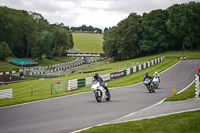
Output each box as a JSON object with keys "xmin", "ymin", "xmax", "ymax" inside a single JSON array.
[{"xmin": 72, "ymin": 33, "xmax": 104, "ymax": 53}]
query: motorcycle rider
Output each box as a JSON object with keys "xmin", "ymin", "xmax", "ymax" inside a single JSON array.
[
  {"xmin": 153, "ymin": 71, "xmax": 160, "ymax": 83},
  {"xmin": 93, "ymin": 73, "xmax": 109, "ymax": 93},
  {"xmin": 143, "ymin": 72, "xmax": 153, "ymax": 82},
  {"xmin": 197, "ymin": 65, "xmax": 200, "ymax": 81}
]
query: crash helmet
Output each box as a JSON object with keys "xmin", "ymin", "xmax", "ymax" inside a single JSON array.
[
  {"xmin": 145, "ymin": 72, "xmax": 148, "ymax": 77},
  {"xmin": 93, "ymin": 73, "xmax": 99, "ymax": 80}
]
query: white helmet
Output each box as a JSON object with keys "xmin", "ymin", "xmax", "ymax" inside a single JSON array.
[{"xmin": 155, "ymin": 71, "xmax": 158, "ymax": 75}]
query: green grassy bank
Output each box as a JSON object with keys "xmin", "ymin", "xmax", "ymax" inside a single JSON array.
[
  {"xmin": 79, "ymin": 110, "xmax": 200, "ymax": 133},
  {"xmin": 0, "ymin": 51, "xmax": 199, "ymax": 107},
  {"xmin": 73, "ymin": 33, "xmax": 104, "ymax": 53}
]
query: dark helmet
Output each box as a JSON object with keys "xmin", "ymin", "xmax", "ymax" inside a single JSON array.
[
  {"xmin": 145, "ymin": 72, "xmax": 148, "ymax": 77},
  {"xmin": 94, "ymin": 73, "xmax": 99, "ymax": 79}
]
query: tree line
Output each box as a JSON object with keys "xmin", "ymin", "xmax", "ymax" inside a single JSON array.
[
  {"xmin": 103, "ymin": 1, "xmax": 200, "ymax": 61},
  {"xmin": 70, "ymin": 25, "xmax": 102, "ymax": 34},
  {"xmin": 0, "ymin": 7, "xmax": 74, "ymax": 61}
]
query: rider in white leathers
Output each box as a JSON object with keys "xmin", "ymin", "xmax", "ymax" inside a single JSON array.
[{"xmin": 153, "ymin": 71, "xmax": 160, "ymax": 83}]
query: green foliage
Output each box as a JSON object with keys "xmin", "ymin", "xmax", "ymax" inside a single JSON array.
[
  {"xmin": 139, "ymin": 9, "xmax": 174, "ymax": 53},
  {"xmin": 165, "ymin": 83, "xmax": 195, "ymax": 101},
  {"xmin": 166, "ymin": 1, "xmax": 200, "ymax": 50},
  {"xmin": 103, "ymin": 2, "xmax": 200, "ymax": 61},
  {"xmin": 0, "ymin": 7, "xmax": 73, "ymax": 61},
  {"xmin": 0, "ymin": 42, "xmax": 12, "ymax": 60},
  {"xmin": 103, "ymin": 13, "xmax": 142, "ymax": 61},
  {"xmin": 79, "ymin": 110, "xmax": 200, "ymax": 133},
  {"xmin": 71, "ymin": 25, "xmax": 102, "ymax": 33},
  {"xmin": 0, "ymin": 51, "xmax": 198, "ymax": 107}
]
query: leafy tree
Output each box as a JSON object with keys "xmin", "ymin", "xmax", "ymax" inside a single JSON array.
[
  {"xmin": 0, "ymin": 42, "xmax": 12, "ymax": 60},
  {"xmin": 37, "ymin": 31, "xmax": 53, "ymax": 57},
  {"xmin": 31, "ymin": 47, "xmax": 42, "ymax": 61},
  {"xmin": 71, "ymin": 25, "xmax": 102, "ymax": 33},
  {"xmin": 166, "ymin": 2, "xmax": 200, "ymax": 50},
  {"xmin": 52, "ymin": 25, "xmax": 73, "ymax": 53},
  {"xmin": 104, "ymin": 28, "xmax": 108, "ymax": 32},
  {"xmin": 0, "ymin": 7, "xmax": 74, "ymax": 61},
  {"xmin": 139, "ymin": 9, "xmax": 174, "ymax": 53},
  {"xmin": 103, "ymin": 13, "xmax": 142, "ymax": 61},
  {"xmin": 116, "ymin": 13, "xmax": 142, "ymax": 60},
  {"xmin": 103, "ymin": 27, "xmax": 119, "ymax": 61}
]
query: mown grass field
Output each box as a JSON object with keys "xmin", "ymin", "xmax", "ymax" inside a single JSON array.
[
  {"xmin": 72, "ymin": 33, "xmax": 104, "ymax": 53},
  {"xmin": 0, "ymin": 51, "xmax": 199, "ymax": 107},
  {"xmin": 79, "ymin": 110, "xmax": 200, "ymax": 133}
]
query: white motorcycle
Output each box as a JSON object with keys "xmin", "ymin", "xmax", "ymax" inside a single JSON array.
[
  {"xmin": 152, "ymin": 76, "xmax": 159, "ymax": 89},
  {"xmin": 91, "ymin": 81, "xmax": 111, "ymax": 102}
]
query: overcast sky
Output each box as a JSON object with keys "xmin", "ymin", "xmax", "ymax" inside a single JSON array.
[{"xmin": 0, "ymin": 0, "xmax": 199, "ymax": 29}]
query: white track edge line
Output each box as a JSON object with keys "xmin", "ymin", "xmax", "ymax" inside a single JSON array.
[{"xmin": 72, "ymin": 107, "xmax": 200, "ymax": 133}]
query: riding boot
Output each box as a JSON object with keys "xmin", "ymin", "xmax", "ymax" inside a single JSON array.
[{"xmin": 104, "ymin": 85, "xmax": 109, "ymax": 93}]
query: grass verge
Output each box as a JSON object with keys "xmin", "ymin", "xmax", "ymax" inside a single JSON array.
[
  {"xmin": 164, "ymin": 83, "xmax": 196, "ymax": 101},
  {"xmin": 79, "ymin": 110, "xmax": 200, "ymax": 133},
  {"xmin": 0, "ymin": 51, "xmax": 199, "ymax": 107}
]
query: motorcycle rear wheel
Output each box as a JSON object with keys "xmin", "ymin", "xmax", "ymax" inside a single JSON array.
[
  {"xmin": 106, "ymin": 90, "xmax": 111, "ymax": 101},
  {"xmin": 152, "ymin": 86, "xmax": 155, "ymax": 92}
]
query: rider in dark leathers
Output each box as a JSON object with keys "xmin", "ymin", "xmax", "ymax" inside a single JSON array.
[
  {"xmin": 93, "ymin": 73, "xmax": 109, "ymax": 93},
  {"xmin": 143, "ymin": 72, "xmax": 153, "ymax": 82}
]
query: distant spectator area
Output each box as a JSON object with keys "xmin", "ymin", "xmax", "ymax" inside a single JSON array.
[{"xmin": 9, "ymin": 59, "xmax": 38, "ymax": 67}]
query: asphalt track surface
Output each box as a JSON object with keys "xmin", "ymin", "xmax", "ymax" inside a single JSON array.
[{"xmin": 0, "ymin": 60, "xmax": 199, "ymax": 133}]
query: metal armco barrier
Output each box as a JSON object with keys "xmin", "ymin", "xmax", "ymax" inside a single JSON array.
[
  {"xmin": 67, "ymin": 57, "xmax": 164, "ymax": 91},
  {"xmin": 195, "ymin": 75, "xmax": 200, "ymax": 97},
  {"xmin": 0, "ymin": 89, "xmax": 13, "ymax": 99}
]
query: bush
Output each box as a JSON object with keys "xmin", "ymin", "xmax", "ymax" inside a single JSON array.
[{"xmin": 0, "ymin": 42, "xmax": 13, "ymax": 60}]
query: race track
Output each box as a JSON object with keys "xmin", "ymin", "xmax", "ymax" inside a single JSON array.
[{"xmin": 0, "ymin": 60, "xmax": 199, "ymax": 133}]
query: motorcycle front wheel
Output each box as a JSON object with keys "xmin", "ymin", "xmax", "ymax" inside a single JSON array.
[
  {"xmin": 95, "ymin": 91, "xmax": 102, "ymax": 102},
  {"xmin": 146, "ymin": 85, "xmax": 152, "ymax": 93}
]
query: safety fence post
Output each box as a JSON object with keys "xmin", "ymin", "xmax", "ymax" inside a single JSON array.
[{"xmin": 31, "ymin": 85, "xmax": 33, "ymax": 96}]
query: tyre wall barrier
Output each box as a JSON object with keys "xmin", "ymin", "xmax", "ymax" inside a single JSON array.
[
  {"xmin": 78, "ymin": 78, "xmax": 86, "ymax": 88},
  {"xmin": 86, "ymin": 77, "xmax": 93, "ymax": 86},
  {"xmin": 1, "ymin": 58, "xmax": 83, "ymax": 75},
  {"xmin": 0, "ymin": 88, "xmax": 13, "ymax": 99},
  {"xmin": 101, "ymin": 74, "xmax": 111, "ymax": 81},
  {"xmin": 67, "ymin": 57, "xmax": 164, "ymax": 91},
  {"xmin": 68, "ymin": 79, "xmax": 78, "ymax": 91}
]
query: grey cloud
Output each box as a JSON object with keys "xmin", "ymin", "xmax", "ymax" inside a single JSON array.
[{"xmin": 0, "ymin": 0, "xmax": 200, "ymax": 29}]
